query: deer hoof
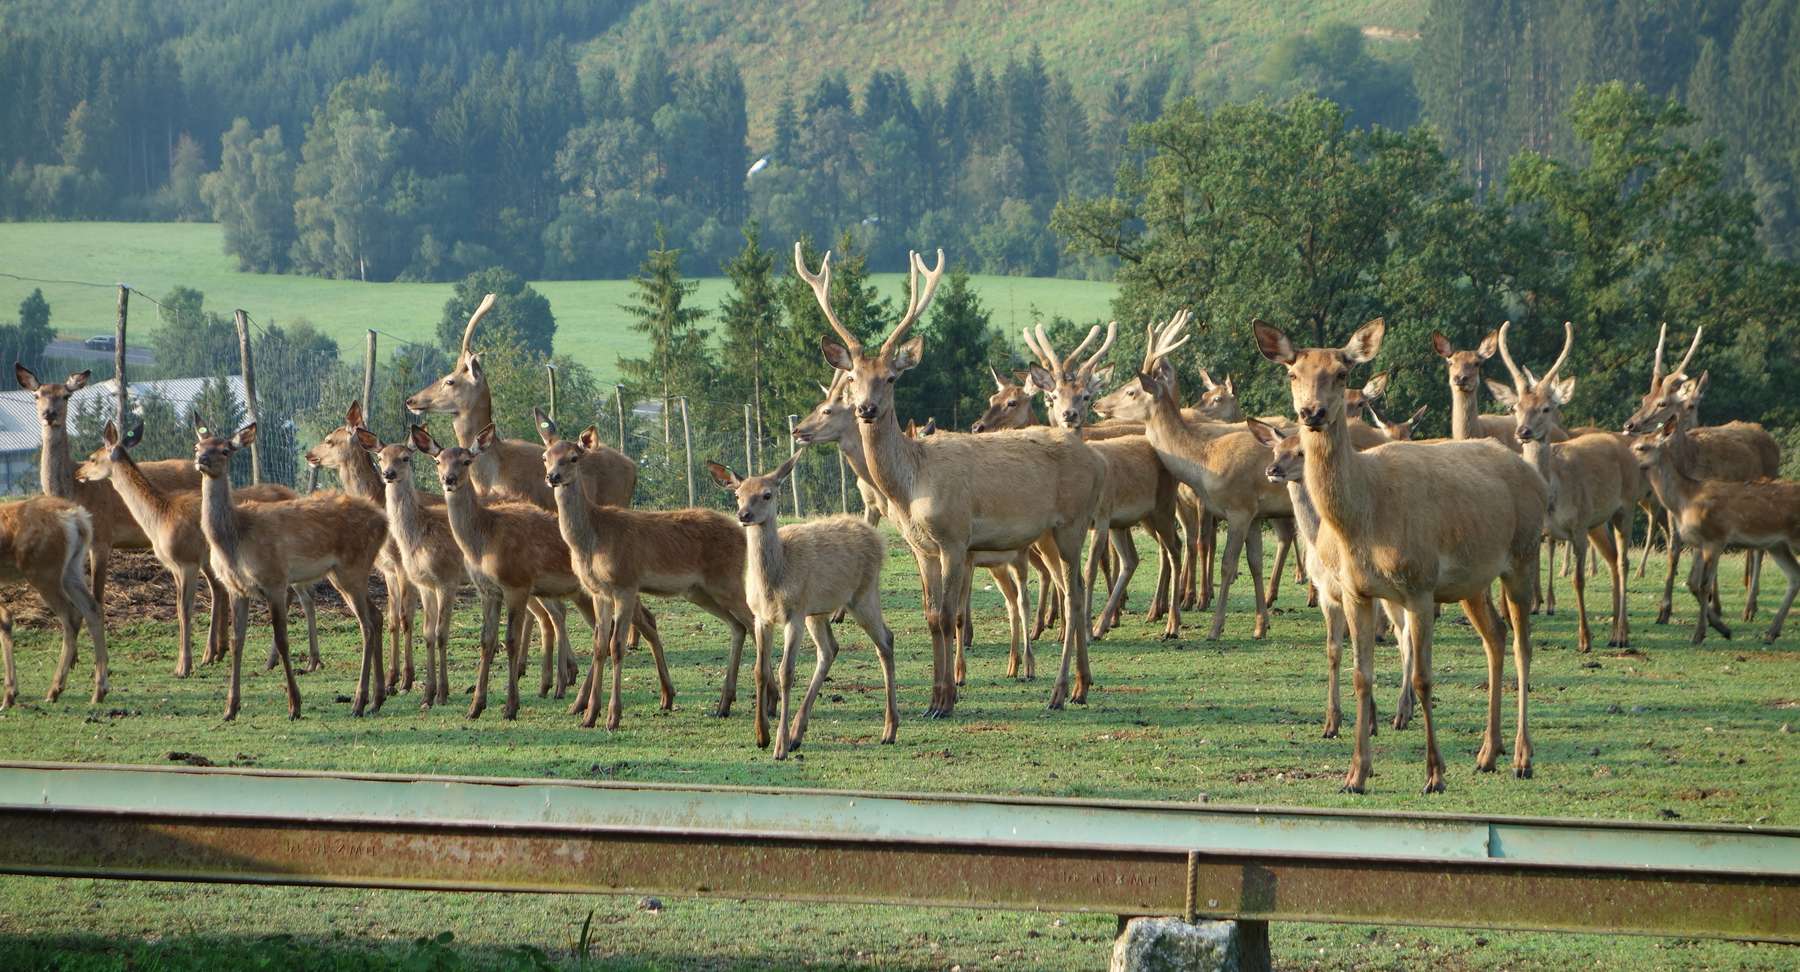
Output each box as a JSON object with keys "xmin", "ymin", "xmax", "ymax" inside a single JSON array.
[
  {"xmin": 1338, "ymin": 782, "xmax": 1366, "ymax": 795},
  {"xmin": 1515, "ymin": 765, "xmax": 1533, "ymax": 779},
  {"xmin": 1422, "ymin": 779, "xmax": 1446, "ymax": 795}
]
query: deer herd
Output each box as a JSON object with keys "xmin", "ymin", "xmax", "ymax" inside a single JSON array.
[{"xmin": 0, "ymin": 244, "xmax": 1794, "ymax": 795}]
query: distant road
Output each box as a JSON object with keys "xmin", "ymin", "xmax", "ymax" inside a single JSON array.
[{"xmin": 46, "ymin": 339, "xmax": 155, "ymax": 365}]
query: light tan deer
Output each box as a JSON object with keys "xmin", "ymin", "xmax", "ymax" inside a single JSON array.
[
  {"xmin": 1254, "ymin": 316, "xmax": 1546, "ymax": 793},
  {"xmin": 1632, "ymin": 414, "xmax": 1800, "ymax": 644},
  {"xmin": 1247, "ymin": 419, "xmax": 1415, "ymax": 735},
  {"xmin": 804, "ymin": 377, "xmax": 1041, "ymax": 681},
  {"xmin": 368, "ymin": 437, "xmax": 468, "ymax": 709},
  {"xmin": 969, "ymin": 368, "xmax": 1040, "ymax": 433},
  {"xmin": 76, "ymin": 422, "xmax": 321, "ymax": 677},
  {"xmin": 0, "ymin": 495, "xmax": 106, "ymax": 708},
  {"xmin": 537, "ymin": 415, "xmax": 753, "ymax": 730},
  {"xmin": 1096, "ymin": 311, "xmax": 1292, "ymax": 641},
  {"xmin": 1487, "ymin": 322, "xmax": 1639, "ymax": 651},
  {"xmin": 802, "ymin": 243, "xmax": 1106, "ymax": 714},
  {"xmin": 194, "ymin": 423, "xmax": 387, "ymax": 720},
  {"xmin": 1622, "ymin": 326, "xmax": 1782, "ymax": 621},
  {"xmin": 1024, "ymin": 323, "xmax": 1182, "ymax": 639},
  {"xmin": 709, "ymin": 456, "xmax": 899, "ymax": 758},
  {"xmin": 413, "ymin": 424, "xmax": 602, "ymax": 721}
]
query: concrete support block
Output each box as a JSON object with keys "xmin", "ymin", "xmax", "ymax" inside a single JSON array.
[{"xmin": 1110, "ymin": 916, "xmax": 1271, "ymax": 972}]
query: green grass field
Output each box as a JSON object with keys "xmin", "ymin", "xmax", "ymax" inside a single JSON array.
[
  {"xmin": 0, "ymin": 222, "xmax": 1117, "ymax": 383},
  {"xmin": 0, "ymin": 535, "xmax": 1793, "ymax": 970}
]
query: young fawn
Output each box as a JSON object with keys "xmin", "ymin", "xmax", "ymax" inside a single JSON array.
[{"xmin": 708, "ymin": 456, "xmax": 899, "ymax": 758}]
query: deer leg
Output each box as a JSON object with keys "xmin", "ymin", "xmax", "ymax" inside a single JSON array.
[
  {"xmin": 62, "ymin": 562, "xmax": 109, "ymax": 705},
  {"xmin": 1500, "ymin": 567, "xmax": 1536, "ymax": 779},
  {"xmin": 992, "ymin": 565, "xmax": 1022, "ymax": 679},
  {"xmin": 601, "ymin": 588, "xmax": 637, "ymax": 730},
  {"xmin": 621, "ymin": 599, "xmax": 674, "ymax": 710},
  {"xmin": 1155, "ymin": 517, "xmax": 1183, "ymax": 639},
  {"xmin": 294, "ymin": 586, "xmax": 320, "ymax": 672},
  {"xmin": 789, "ymin": 615, "xmax": 840, "ymax": 751},
  {"xmin": 1389, "ymin": 602, "xmax": 1414, "ymax": 731},
  {"xmin": 173, "ymin": 564, "xmax": 198, "ymax": 678},
  {"xmin": 1570, "ymin": 535, "xmax": 1593, "ymax": 653},
  {"xmin": 1635, "ymin": 505, "xmax": 1657, "ymax": 578},
  {"xmin": 714, "ymin": 600, "xmax": 750, "ymax": 719},
  {"xmin": 1340, "ymin": 595, "xmax": 1377, "ymax": 793},
  {"xmin": 265, "ymin": 593, "xmax": 302, "ymax": 721},
  {"xmin": 935, "ymin": 553, "xmax": 966, "ymax": 717},
  {"xmin": 1462, "ymin": 590, "xmax": 1507, "ymax": 774},
  {"xmin": 467, "ymin": 588, "xmax": 502, "ymax": 720},
  {"xmin": 1398, "ymin": 598, "xmax": 1444, "ymax": 795},
  {"xmin": 954, "ymin": 565, "xmax": 972, "ymax": 686},
  {"xmin": 770, "ymin": 617, "xmax": 803, "ymax": 759},
  {"xmin": 1541, "ymin": 537, "xmax": 1557, "ymax": 615},
  {"xmin": 748, "ymin": 619, "xmax": 772, "ymax": 747},
  {"xmin": 44, "ymin": 584, "xmax": 79, "ymax": 704},
  {"xmin": 1760, "ymin": 546, "xmax": 1800, "ymax": 643},
  {"xmin": 527, "ymin": 598, "xmax": 557, "ymax": 697},
  {"xmin": 1198, "ymin": 513, "xmax": 1218, "ymax": 613},
  {"xmin": 1246, "ymin": 523, "xmax": 1269, "ymax": 639},
  {"xmin": 203, "ymin": 568, "xmax": 230, "ymax": 666},
  {"xmin": 86, "ymin": 542, "xmax": 109, "ymax": 634},
  {"xmin": 1081, "ymin": 526, "xmax": 1106, "ymax": 640},
  {"xmin": 1659, "ymin": 510, "xmax": 1681, "ymax": 624},
  {"xmin": 0, "ymin": 609, "xmax": 15, "ymax": 709},
  {"xmin": 224, "ymin": 595, "xmax": 248, "ymax": 721},
  {"xmin": 1319, "ymin": 581, "xmax": 1344, "ymax": 739},
  {"xmin": 416, "ymin": 588, "xmax": 438, "ymax": 710},
  {"xmin": 497, "ymin": 599, "xmax": 526, "ymax": 722},
  {"xmin": 1103, "ymin": 527, "xmax": 1141, "ymax": 638},
  {"xmin": 846, "ymin": 582, "xmax": 900, "ymax": 745},
  {"xmin": 1593, "ymin": 524, "xmax": 1627, "ymax": 648},
  {"xmin": 1744, "ymin": 550, "xmax": 1762, "ymax": 622},
  {"xmin": 575, "ymin": 594, "xmax": 613, "ymax": 728},
  {"xmin": 1267, "ymin": 520, "xmax": 1293, "ymax": 606}
]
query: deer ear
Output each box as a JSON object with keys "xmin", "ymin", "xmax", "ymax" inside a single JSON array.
[
  {"xmin": 346, "ymin": 400, "xmax": 364, "ymax": 428},
  {"xmin": 353, "ymin": 427, "xmax": 380, "ymax": 451},
  {"xmin": 1485, "ymin": 379, "xmax": 1519, "ymax": 408},
  {"xmin": 14, "ymin": 363, "xmax": 38, "ymax": 391},
  {"xmin": 1245, "ymin": 418, "xmax": 1283, "ymax": 447},
  {"xmin": 1550, "ymin": 375, "xmax": 1576, "ymax": 405},
  {"xmin": 891, "ymin": 335, "xmax": 924, "ymax": 372},
  {"xmin": 1222, "ymin": 374, "xmax": 1235, "ymax": 395},
  {"xmin": 990, "ymin": 366, "xmax": 1007, "ymax": 390},
  {"xmin": 533, "ymin": 406, "xmax": 558, "ymax": 446},
  {"xmin": 124, "ymin": 423, "xmax": 144, "ymax": 449},
  {"xmin": 705, "ymin": 461, "xmax": 739, "ymax": 490},
  {"xmin": 411, "ymin": 425, "xmax": 440, "ymax": 457},
  {"xmin": 1026, "ymin": 365, "xmax": 1055, "ymax": 393},
  {"xmin": 1360, "ymin": 372, "xmax": 1390, "ymax": 400},
  {"xmin": 473, "ymin": 423, "xmax": 497, "ymax": 453},
  {"xmin": 65, "ymin": 370, "xmax": 91, "ymax": 392},
  {"xmin": 1089, "ymin": 365, "xmax": 1114, "ymax": 394},
  {"xmin": 1252, "ymin": 319, "xmax": 1296, "ymax": 365},
  {"xmin": 773, "ymin": 450, "xmax": 802, "ymax": 481},
  {"xmin": 1431, "ymin": 332, "xmax": 1453, "ymax": 359},
  {"xmin": 1408, "ymin": 404, "xmax": 1429, "ymax": 425},
  {"xmin": 1136, "ymin": 371, "xmax": 1158, "ymax": 394},
  {"xmin": 1343, "ymin": 318, "xmax": 1385, "ymax": 364},
  {"xmin": 821, "ymin": 337, "xmax": 855, "ymax": 372},
  {"xmin": 578, "ymin": 426, "xmax": 601, "ymax": 451},
  {"xmin": 232, "ymin": 423, "xmax": 258, "ymax": 449},
  {"xmin": 102, "ymin": 421, "xmax": 119, "ymax": 446},
  {"xmin": 1476, "ymin": 331, "xmax": 1499, "ymax": 361}
]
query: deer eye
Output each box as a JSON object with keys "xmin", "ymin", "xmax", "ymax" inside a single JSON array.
[
  {"xmin": 1005, "ymin": 400, "xmax": 1016, "ymax": 408},
  {"xmin": 443, "ymin": 378, "xmax": 455, "ymax": 387},
  {"xmin": 762, "ymin": 492, "xmax": 772, "ymax": 501}
]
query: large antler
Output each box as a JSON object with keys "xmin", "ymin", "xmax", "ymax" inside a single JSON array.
[
  {"xmin": 1539, "ymin": 320, "xmax": 1575, "ymax": 386},
  {"xmin": 1669, "ymin": 325, "xmax": 1702, "ymax": 380},
  {"xmin": 1143, "ymin": 309, "xmax": 1193, "ymax": 371},
  {"xmin": 882, "ymin": 249, "xmax": 946, "ymax": 353},
  {"xmin": 795, "ymin": 243, "xmax": 858, "ymax": 353},
  {"xmin": 1497, "ymin": 320, "xmax": 1574, "ymax": 390},
  {"xmin": 1649, "ymin": 322, "xmax": 1669, "ymax": 388},
  {"xmin": 459, "ymin": 293, "xmax": 498, "ymax": 359},
  {"xmin": 1075, "ymin": 320, "xmax": 1117, "ymax": 378},
  {"xmin": 1495, "ymin": 320, "xmax": 1527, "ymax": 388}
]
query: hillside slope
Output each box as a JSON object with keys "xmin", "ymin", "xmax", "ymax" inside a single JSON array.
[{"xmin": 583, "ymin": 0, "xmax": 1423, "ymax": 136}]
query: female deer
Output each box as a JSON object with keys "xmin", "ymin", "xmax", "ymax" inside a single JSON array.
[
  {"xmin": 0, "ymin": 495, "xmax": 106, "ymax": 708},
  {"xmin": 709, "ymin": 456, "xmax": 899, "ymax": 758}
]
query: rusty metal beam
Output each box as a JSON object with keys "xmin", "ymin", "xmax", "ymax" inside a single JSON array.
[{"xmin": 0, "ymin": 762, "xmax": 1793, "ymax": 942}]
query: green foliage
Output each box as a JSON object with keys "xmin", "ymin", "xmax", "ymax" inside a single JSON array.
[
  {"xmin": 436, "ymin": 269, "xmax": 557, "ymax": 358},
  {"xmin": 715, "ymin": 222, "xmax": 782, "ymax": 445},
  {"xmin": 1255, "ymin": 22, "xmax": 1418, "ymax": 130},
  {"xmin": 0, "ymin": 288, "xmax": 55, "ymax": 373},
  {"xmin": 616, "ymin": 233, "xmax": 713, "ymax": 410},
  {"xmin": 897, "ymin": 268, "xmax": 1007, "ymax": 430},
  {"xmin": 149, "ymin": 286, "xmax": 242, "ymax": 380},
  {"xmin": 200, "ymin": 120, "xmax": 296, "ymax": 273}
]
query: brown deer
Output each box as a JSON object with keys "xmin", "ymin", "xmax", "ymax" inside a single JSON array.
[
  {"xmin": 194, "ymin": 423, "xmax": 387, "ymax": 720},
  {"xmin": 1487, "ymin": 322, "xmax": 1639, "ymax": 651},
  {"xmin": 413, "ymin": 424, "xmax": 603, "ymax": 721},
  {"xmin": 803, "ymin": 242, "xmax": 1106, "ymax": 714},
  {"xmin": 1023, "ymin": 323, "xmax": 1182, "ymax": 639},
  {"xmin": 803, "ymin": 376, "xmax": 1041, "ymax": 681},
  {"xmin": 75, "ymin": 422, "xmax": 321, "ymax": 677},
  {"xmin": 368, "ymin": 437, "xmax": 468, "ymax": 709},
  {"xmin": 1097, "ymin": 311, "xmax": 1293, "ymax": 641},
  {"xmin": 1632, "ymin": 414, "xmax": 1800, "ymax": 644},
  {"xmin": 537, "ymin": 415, "xmax": 754, "ymax": 730},
  {"xmin": 1247, "ymin": 419, "xmax": 1415, "ymax": 735},
  {"xmin": 1254, "ymin": 316, "xmax": 1546, "ymax": 793},
  {"xmin": 969, "ymin": 367, "xmax": 1040, "ymax": 433},
  {"xmin": 0, "ymin": 495, "xmax": 106, "ymax": 708},
  {"xmin": 709, "ymin": 456, "xmax": 899, "ymax": 758},
  {"xmin": 1622, "ymin": 326, "xmax": 1782, "ymax": 621}
]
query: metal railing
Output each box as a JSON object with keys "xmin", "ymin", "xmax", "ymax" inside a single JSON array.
[{"xmin": 0, "ymin": 762, "xmax": 1793, "ymax": 946}]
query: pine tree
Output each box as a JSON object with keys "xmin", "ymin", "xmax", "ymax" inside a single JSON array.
[
  {"xmin": 617, "ymin": 229, "xmax": 712, "ymax": 447},
  {"xmin": 718, "ymin": 222, "xmax": 781, "ymax": 458}
]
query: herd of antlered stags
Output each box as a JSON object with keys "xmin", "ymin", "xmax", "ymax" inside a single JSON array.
[{"xmin": 2, "ymin": 243, "xmax": 1794, "ymax": 793}]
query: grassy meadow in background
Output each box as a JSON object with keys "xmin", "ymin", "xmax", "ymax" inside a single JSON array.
[
  {"xmin": 0, "ymin": 531, "xmax": 1793, "ymax": 970},
  {"xmin": 0, "ymin": 222, "xmax": 1117, "ymax": 382}
]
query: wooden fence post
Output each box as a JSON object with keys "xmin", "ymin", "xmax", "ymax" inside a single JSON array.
[
  {"xmin": 787, "ymin": 414, "xmax": 801, "ymax": 517},
  {"xmin": 614, "ymin": 385, "xmax": 626, "ymax": 452},
  {"xmin": 233, "ymin": 310, "xmax": 262, "ymax": 484},
  {"xmin": 362, "ymin": 330, "xmax": 377, "ymax": 429},
  {"xmin": 743, "ymin": 403, "xmax": 754, "ymax": 474},
  {"xmin": 546, "ymin": 364, "xmax": 558, "ymax": 422},
  {"xmin": 113, "ymin": 285, "xmax": 129, "ymax": 426},
  {"xmin": 679, "ymin": 396, "xmax": 695, "ymax": 507}
]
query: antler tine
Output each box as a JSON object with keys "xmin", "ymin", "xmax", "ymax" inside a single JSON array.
[
  {"xmin": 459, "ymin": 293, "xmax": 498, "ymax": 358},
  {"xmin": 1198, "ymin": 367, "xmax": 1218, "ymax": 391},
  {"xmin": 1672, "ymin": 324, "xmax": 1703, "ymax": 378},
  {"xmin": 794, "ymin": 242, "xmax": 859, "ymax": 353},
  {"xmin": 883, "ymin": 249, "xmax": 945, "ymax": 353},
  {"xmin": 1061, "ymin": 324, "xmax": 1102, "ymax": 375},
  {"xmin": 1077, "ymin": 320, "xmax": 1117, "ymax": 376},
  {"xmin": 1495, "ymin": 320, "xmax": 1528, "ymax": 389},
  {"xmin": 1147, "ymin": 309, "xmax": 1192, "ymax": 364},
  {"xmin": 1650, "ymin": 322, "xmax": 1669, "ymax": 386},
  {"xmin": 1540, "ymin": 320, "xmax": 1575, "ymax": 385},
  {"xmin": 1023, "ymin": 325, "xmax": 1058, "ymax": 374}
]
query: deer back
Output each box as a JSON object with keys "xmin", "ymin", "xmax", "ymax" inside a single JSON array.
[
  {"xmin": 755, "ymin": 514, "xmax": 884, "ymax": 619},
  {"xmin": 0, "ymin": 495, "xmax": 89, "ymax": 588},
  {"xmin": 1088, "ymin": 435, "xmax": 1173, "ymax": 526},
  {"xmin": 908, "ymin": 427, "xmax": 1107, "ymax": 550}
]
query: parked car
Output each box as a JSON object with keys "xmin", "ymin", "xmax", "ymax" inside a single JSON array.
[{"xmin": 84, "ymin": 336, "xmax": 115, "ymax": 351}]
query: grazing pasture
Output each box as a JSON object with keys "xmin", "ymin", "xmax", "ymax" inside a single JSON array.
[{"xmin": 0, "ymin": 539, "xmax": 1792, "ymax": 970}]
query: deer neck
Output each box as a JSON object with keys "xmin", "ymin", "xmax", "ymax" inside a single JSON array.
[
  {"xmin": 835, "ymin": 428, "xmax": 874, "ymax": 487},
  {"xmin": 1300, "ymin": 413, "xmax": 1373, "ymax": 541},
  {"xmin": 550, "ymin": 478, "xmax": 596, "ymax": 561},
  {"xmin": 744, "ymin": 518, "xmax": 785, "ymax": 596},
  {"xmin": 1141, "ymin": 394, "xmax": 1231, "ymax": 498},
  {"xmin": 442, "ymin": 484, "xmax": 492, "ymax": 562},
  {"xmin": 1521, "ymin": 436, "xmax": 1560, "ymax": 498},
  {"xmin": 334, "ymin": 452, "xmax": 386, "ymax": 506},
  {"xmin": 384, "ymin": 477, "xmax": 427, "ymax": 552},
  {"xmin": 39, "ymin": 420, "xmax": 74, "ymax": 498},
  {"xmin": 450, "ymin": 390, "xmax": 504, "ymax": 490},
  {"xmin": 859, "ymin": 408, "xmax": 923, "ymax": 510},
  {"xmin": 1449, "ymin": 384, "xmax": 1481, "ymax": 440},
  {"xmin": 1285, "ymin": 481, "xmax": 1321, "ymax": 545},
  {"xmin": 110, "ymin": 455, "xmax": 177, "ymax": 541},
  {"xmin": 198, "ymin": 473, "xmax": 241, "ymax": 563}
]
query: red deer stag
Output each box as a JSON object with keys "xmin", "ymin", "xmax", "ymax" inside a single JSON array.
[{"xmin": 802, "ymin": 242, "xmax": 1106, "ymax": 714}]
